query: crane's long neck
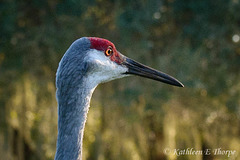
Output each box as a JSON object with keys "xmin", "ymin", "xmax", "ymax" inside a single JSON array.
[{"xmin": 55, "ymin": 78, "xmax": 96, "ymax": 160}]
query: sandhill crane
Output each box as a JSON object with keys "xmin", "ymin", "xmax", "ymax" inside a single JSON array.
[{"xmin": 55, "ymin": 37, "xmax": 184, "ymax": 160}]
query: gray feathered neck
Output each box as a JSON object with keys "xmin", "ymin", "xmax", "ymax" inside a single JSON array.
[{"xmin": 55, "ymin": 37, "xmax": 96, "ymax": 160}]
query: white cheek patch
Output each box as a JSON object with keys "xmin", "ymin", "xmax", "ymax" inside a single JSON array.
[{"xmin": 85, "ymin": 49, "xmax": 128, "ymax": 86}]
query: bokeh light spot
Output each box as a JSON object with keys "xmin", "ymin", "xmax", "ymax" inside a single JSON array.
[{"xmin": 232, "ymin": 34, "xmax": 240, "ymax": 43}]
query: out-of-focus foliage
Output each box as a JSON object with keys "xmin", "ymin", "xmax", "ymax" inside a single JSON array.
[{"xmin": 0, "ymin": 0, "xmax": 240, "ymax": 160}]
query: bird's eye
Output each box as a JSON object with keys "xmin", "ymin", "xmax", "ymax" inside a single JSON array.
[{"xmin": 105, "ymin": 47, "xmax": 113, "ymax": 56}]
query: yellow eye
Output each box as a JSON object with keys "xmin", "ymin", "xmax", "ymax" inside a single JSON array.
[{"xmin": 105, "ymin": 47, "xmax": 113, "ymax": 56}]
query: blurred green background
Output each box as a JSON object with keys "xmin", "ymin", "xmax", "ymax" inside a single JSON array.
[{"xmin": 0, "ymin": 0, "xmax": 240, "ymax": 160}]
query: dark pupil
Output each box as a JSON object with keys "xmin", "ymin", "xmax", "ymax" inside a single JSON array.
[{"xmin": 108, "ymin": 49, "xmax": 112, "ymax": 54}]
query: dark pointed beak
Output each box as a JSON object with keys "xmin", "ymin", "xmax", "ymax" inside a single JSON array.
[{"xmin": 122, "ymin": 57, "xmax": 184, "ymax": 87}]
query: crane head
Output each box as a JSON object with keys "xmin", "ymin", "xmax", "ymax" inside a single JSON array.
[{"xmin": 57, "ymin": 37, "xmax": 184, "ymax": 89}]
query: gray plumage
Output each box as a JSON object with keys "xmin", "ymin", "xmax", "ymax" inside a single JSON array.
[
  {"xmin": 55, "ymin": 38, "xmax": 93, "ymax": 160},
  {"xmin": 54, "ymin": 37, "xmax": 183, "ymax": 160}
]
